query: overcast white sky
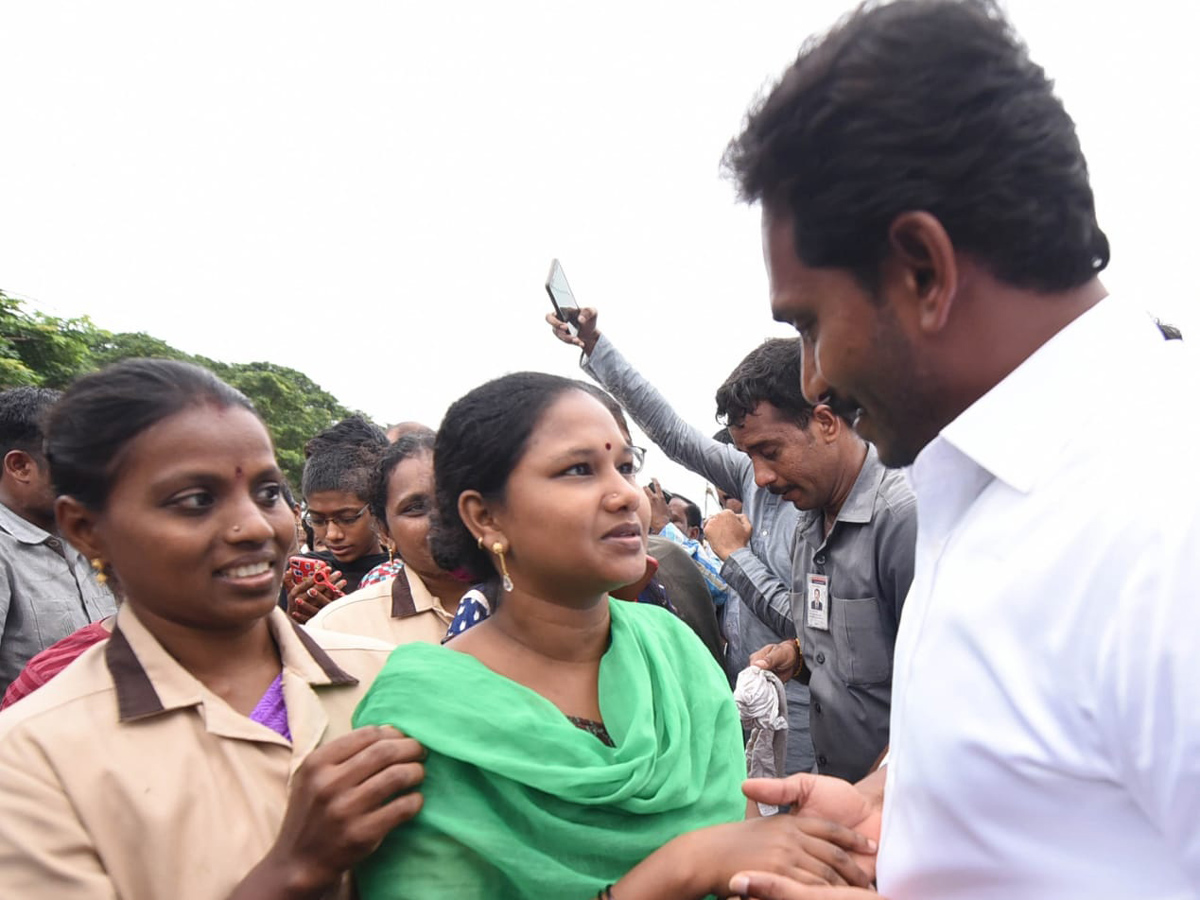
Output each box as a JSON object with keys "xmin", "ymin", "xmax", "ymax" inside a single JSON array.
[{"xmin": 3, "ymin": 1, "xmax": 1198, "ymax": 509}]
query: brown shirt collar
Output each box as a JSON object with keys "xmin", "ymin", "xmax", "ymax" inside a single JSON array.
[{"xmin": 106, "ymin": 605, "xmax": 357, "ymax": 723}]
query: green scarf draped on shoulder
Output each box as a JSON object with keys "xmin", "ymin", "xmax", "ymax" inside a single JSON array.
[{"xmin": 352, "ymin": 597, "xmax": 746, "ymax": 900}]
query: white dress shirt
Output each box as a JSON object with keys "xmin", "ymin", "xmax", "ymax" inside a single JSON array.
[{"xmin": 878, "ymin": 296, "xmax": 1200, "ymax": 899}]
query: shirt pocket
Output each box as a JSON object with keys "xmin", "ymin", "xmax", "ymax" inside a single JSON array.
[{"xmin": 831, "ymin": 596, "xmax": 893, "ymax": 686}]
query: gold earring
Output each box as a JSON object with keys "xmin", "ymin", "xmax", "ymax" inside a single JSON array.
[
  {"xmin": 477, "ymin": 535, "xmax": 485, "ymax": 550},
  {"xmin": 492, "ymin": 541, "xmax": 513, "ymax": 592},
  {"xmin": 387, "ymin": 543, "xmax": 395, "ymax": 565},
  {"xmin": 90, "ymin": 558, "xmax": 108, "ymax": 586}
]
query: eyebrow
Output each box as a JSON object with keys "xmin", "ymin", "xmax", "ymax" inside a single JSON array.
[
  {"xmin": 151, "ymin": 465, "xmax": 281, "ymax": 492},
  {"xmin": 549, "ymin": 444, "xmax": 635, "ymax": 463},
  {"xmin": 392, "ymin": 490, "xmax": 429, "ymax": 507},
  {"xmin": 308, "ymin": 504, "xmax": 365, "ymax": 516}
]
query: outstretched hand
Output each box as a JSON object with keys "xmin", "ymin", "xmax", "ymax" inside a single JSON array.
[
  {"xmin": 545, "ymin": 307, "xmax": 601, "ymax": 356},
  {"xmin": 742, "ymin": 773, "xmax": 882, "ymax": 883}
]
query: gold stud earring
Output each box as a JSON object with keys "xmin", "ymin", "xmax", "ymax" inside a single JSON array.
[
  {"xmin": 90, "ymin": 558, "xmax": 108, "ymax": 586},
  {"xmin": 492, "ymin": 541, "xmax": 514, "ymax": 592}
]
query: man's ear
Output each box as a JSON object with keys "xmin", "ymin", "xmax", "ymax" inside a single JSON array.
[
  {"xmin": 3, "ymin": 449, "xmax": 37, "ymax": 485},
  {"xmin": 458, "ymin": 490, "xmax": 504, "ymax": 548},
  {"xmin": 811, "ymin": 405, "xmax": 843, "ymax": 443},
  {"xmin": 885, "ymin": 211, "xmax": 958, "ymax": 334},
  {"xmin": 56, "ymin": 496, "xmax": 103, "ymax": 561}
]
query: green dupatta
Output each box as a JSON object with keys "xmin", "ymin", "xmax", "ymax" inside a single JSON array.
[{"xmin": 352, "ymin": 598, "xmax": 746, "ymax": 900}]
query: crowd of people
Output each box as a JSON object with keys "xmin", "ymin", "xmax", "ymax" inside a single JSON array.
[{"xmin": 0, "ymin": 1, "xmax": 1196, "ymax": 898}]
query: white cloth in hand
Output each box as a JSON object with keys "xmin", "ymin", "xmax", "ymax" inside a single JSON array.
[{"xmin": 734, "ymin": 665, "xmax": 789, "ymax": 815}]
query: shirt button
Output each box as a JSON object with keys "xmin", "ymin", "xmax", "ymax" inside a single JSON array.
[
  {"xmin": 814, "ymin": 554, "xmax": 826, "ymax": 566},
  {"xmin": 818, "ymin": 754, "xmax": 828, "ymax": 766},
  {"xmin": 47, "ymin": 538, "xmax": 60, "ymax": 549},
  {"xmin": 816, "ymin": 652, "xmax": 825, "ymax": 665},
  {"xmin": 813, "ymin": 701, "xmax": 822, "ymax": 714}
]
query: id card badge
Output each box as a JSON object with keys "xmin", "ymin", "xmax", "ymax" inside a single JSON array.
[{"xmin": 806, "ymin": 573, "xmax": 829, "ymax": 631}]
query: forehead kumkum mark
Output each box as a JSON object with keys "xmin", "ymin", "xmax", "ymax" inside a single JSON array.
[{"xmin": 605, "ymin": 442, "xmax": 611, "ymax": 450}]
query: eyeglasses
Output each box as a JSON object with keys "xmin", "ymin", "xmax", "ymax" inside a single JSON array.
[
  {"xmin": 303, "ymin": 503, "xmax": 371, "ymax": 530},
  {"xmin": 628, "ymin": 446, "xmax": 647, "ymax": 474}
]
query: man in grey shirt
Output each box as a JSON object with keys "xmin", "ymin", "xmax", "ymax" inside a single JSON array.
[
  {"xmin": 548, "ymin": 308, "xmax": 815, "ymax": 775},
  {"xmin": 715, "ymin": 339, "xmax": 917, "ymax": 783},
  {"xmin": 0, "ymin": 388, "xmax": 115, "ymax": 694}
]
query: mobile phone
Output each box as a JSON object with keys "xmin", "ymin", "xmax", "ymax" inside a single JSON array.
[
  {"xmin": 288, "ymin": 556, "xmax": 345, "ymax": 598},
  {"xmin": 545, "ymin": 258, "xmax": 581, "ymax": 336}
]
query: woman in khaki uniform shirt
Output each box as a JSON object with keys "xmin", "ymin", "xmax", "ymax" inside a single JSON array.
[{"xmin": 0, "ymin": 360, "xmax": 425, "ymax": 900}]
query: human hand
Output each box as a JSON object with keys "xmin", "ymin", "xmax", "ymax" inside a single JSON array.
[
  {"xmin": 545, "ymin": 307, "xmax": 601, "ymax": 355},
  {"xmin": 684, "ymin": 814, "xmax": 876, "ymax": 896},
  {"xmin": 729, "ymin": 871, "xmax": 882, "ymax": 900},
  {"xmin": 750, "ymin": 640, "xmax": 801, "ymax": 684},
  {"xmin": 704, "ymin": 510, "xmax": 753, "ymax": 560},
  {"xmin": 288, "ymin": 572, "xmax": 345, "ymax": 624},
  {"xmin": 644, "ymin": 478, "xmax": 671, "ymax": 534},
  {"xmin": 254, "ymin": 726, "xmax": 425, "ymax": 896},
  {"xmin": 742, "ymin": 774, "xmax": 883, "ymax": 883}
]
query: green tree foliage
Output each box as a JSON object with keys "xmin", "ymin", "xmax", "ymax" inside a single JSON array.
[{"xmin": 0, "ymin": 290, "xmax": 357, "ymax": 488}]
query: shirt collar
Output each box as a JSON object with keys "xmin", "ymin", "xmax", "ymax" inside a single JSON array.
[
  {"xmin": 106, "ymin": 603, "xmax": 357, "ymax": 723},
  {"xmin": 835, "ymin": 444, "xmax": 885, "ymax": 525},
  {"xmin": 0, "ymin": 501, "xmax": 54, "ymax": 545},
  {"xmin": 391, "ymin": 567, "xmax": 439, "ymax": 619},
  {"xmin": 937, "ymin": 296, "xmax": 1162, "ymax": 495}
]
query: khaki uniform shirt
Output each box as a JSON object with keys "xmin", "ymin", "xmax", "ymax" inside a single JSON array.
[
  {"xmin": 0, "ymin": 603, "xmax": 392, "ymax": 900},
  {"xmin": 308, "ymin": 567, "xmax": 456, "ymax": 646}
]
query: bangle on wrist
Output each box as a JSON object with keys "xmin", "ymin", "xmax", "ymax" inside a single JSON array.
[{"xmin": 790, "ymin": 638, "xmax": 804, "ymax": 680}]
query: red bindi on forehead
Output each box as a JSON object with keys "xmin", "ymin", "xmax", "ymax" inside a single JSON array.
[{"xmin": 605, "ymin": 442, "xmax": 612, "ymax": 450}]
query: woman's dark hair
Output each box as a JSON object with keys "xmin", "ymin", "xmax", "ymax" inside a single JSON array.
[
  {"xmin": 715, "ymin": 338, "xmax": 817, "ymax": 429},
  {"xmin": 368, "ymin": 430, "xmax": 437, "ymax": 523},
  {"xmin": 44, "ymin": 358, "xmax": 256, "ymax": 510},
  {"xmin": 430, "ymin": 372, "xmax": 598, "ymax": 580},
  {"xmin": 723, "ymin": 0, "xmax": 1108, "ymax": 294}
]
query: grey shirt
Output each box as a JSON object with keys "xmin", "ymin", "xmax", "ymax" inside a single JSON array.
[
  {"xmin": 0, "ymin": 502, "xmax": 117, "ymax": 694},
  {"xmin": 582, "ymin": 334, "xmax": 814, "ymax": 774},
  {"xmin": 792, "ymin": 445, "xmax": 916, "ymax": 782}
]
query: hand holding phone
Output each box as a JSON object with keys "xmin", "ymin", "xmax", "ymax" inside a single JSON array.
[
  {"xmin": 545, "ymin": 259, "xmax": 580, "ymax": 336},
  {"xmin": 287, "ymin": 556, "xmax": 347, "ymax": 623}
]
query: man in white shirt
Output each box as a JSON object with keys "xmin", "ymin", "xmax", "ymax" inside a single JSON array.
[{"xmin": 718, "ymin": 2, "xmax": 1200, "ymax": 899}]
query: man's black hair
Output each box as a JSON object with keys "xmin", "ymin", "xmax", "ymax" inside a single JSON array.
[
  {"xmin": 304, "ymin": 415, "xmax": 387, "ymax": 459},
  {"xmin": 0, "ymin": 387, "xmax": 62, "ymax": 460},
  {"xmin": 715, "ymin": 338, "xmax": 817, "ymax": 429},
  {"xmin": 724, "ymin": 0, "xmax": 1108, "ymax": 295},
  {"xmin": 301, "ymin": 443, "xmax": 379, "ymax": 501}
]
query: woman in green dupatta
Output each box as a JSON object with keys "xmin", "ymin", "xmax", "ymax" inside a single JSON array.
[{"xmin": 353, "ymin": 373, "xmax": 875, "ymax": 900}]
